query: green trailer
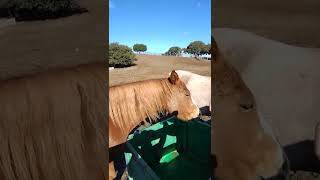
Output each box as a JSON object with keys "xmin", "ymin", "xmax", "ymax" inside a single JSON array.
[{"xmin": 124, "ymin": 116, "xmax": 212, "ymax": 180}]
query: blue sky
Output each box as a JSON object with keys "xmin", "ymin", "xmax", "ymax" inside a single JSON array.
[{"xmin": 109, "ymin": 0, "xmax": 211, "ymax": 54}]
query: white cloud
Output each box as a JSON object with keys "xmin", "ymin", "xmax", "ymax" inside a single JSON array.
[
  {"xmin": 183, "ymin": 32, "xmax": 189, "ymax": 35},
  {"xmin": 109, "ymin": 0, "xmax": 115, "ymax": 9},
  {"xmin": 197, "ymin": 2, "xmax": 201, "ymax": 7}
]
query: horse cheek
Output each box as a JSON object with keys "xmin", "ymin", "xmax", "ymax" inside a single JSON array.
[{"xmin": 167, "ymin": 97, "xmax": 177, "ymax": 114}]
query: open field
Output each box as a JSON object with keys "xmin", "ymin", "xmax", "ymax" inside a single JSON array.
[
  {"xmin": 109, "ymin": 55, "xmax": 211, "ymax": 86},
  {"xmin": 0, "ymin": 0, "xmax": 106, "ymax": 80}
]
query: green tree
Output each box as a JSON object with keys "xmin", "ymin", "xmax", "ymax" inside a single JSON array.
[
  {"xmin": 109, "ymin": 42, "xmax": 136, "ymax": 67},
  {"xmin": 133, "ymin": 44, "xmax": 147, "ymax": 54},
  {"xmin": 165, "ymin": 46, "xmax": 181, "ymax": 56},
  {"xmin": 186, "ymin": 41, "xmax": 208, "ymax": 57}
]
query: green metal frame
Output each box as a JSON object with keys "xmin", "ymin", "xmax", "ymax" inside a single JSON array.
[{"xmin": 124, "ymin": 116, "xmax": 212, "ymax": 180}]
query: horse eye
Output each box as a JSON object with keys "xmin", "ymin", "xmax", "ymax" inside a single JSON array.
[{"xmin": 186, "ymin": 94, "xmax": 190, "ymax": 96}]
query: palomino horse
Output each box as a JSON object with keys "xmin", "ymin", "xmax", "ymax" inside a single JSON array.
[
  {"xmin": 108, "ymin": 70, "xmax": 200, "ymax": 179},
  {"xmin": 0, "ymin": 63, "xmax": 108, "ymax": 180},
  {"xmin": 213, "ymin": 28, "xmax": 320, "ymax": 169},
  {"xmin": 212, "ymin": 38, "xmax": 289, "ymax": 180},
  {"xmin": 174, "ymin": 70, "xmax": 211, "ymax": 115}
]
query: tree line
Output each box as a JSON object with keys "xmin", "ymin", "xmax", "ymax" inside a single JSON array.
[
  {"xmin": 109, "ymin": 40, "xmax": 211, "ymax": 67},
  {"xmin": 164, "ymin": 41, "xmax": 211, "ymax": 57}
]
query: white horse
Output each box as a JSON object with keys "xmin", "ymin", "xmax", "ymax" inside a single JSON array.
[
  {"xmin": 213, "ymin": 27, "xmax": 320, "ymax": 160},
  {"xmin": 174, "ymin": 70, "xmax": 211, "ymax": 115}
]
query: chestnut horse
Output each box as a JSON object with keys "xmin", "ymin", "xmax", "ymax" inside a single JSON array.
[
  {"xmin": 212, "ymin": 39, "xmax": 289, "ymax": 180},
  {"xmin": 108, "ymin": 70, "xmax": 199, "ymax": 179}
]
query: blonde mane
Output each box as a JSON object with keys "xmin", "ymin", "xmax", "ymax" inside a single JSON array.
[
  {"xmin": 109, "ymin": 79, "xmax": 174, "ymax": 133},
  {"xmin": 0, "ymin": 63, "xmax": 108, "ymax": 180}
]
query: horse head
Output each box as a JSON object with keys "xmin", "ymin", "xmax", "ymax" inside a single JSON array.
[
  {"xmin": 171, "ymin": 70, "xmax": 211, "ymax": 116},
  {"xmin": 166, "ymin": 70, "xmax": 200, "ymax": 120},
  {"xmin": 212, "ymin": 37, "xmax": 289, "ymax": 180}
]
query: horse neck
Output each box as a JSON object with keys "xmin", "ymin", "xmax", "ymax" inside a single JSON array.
[
  {"xmin": 109, "ymin": 79, "xmax": 171, "ymax": 147},
  {"xmin": 133, "ymin": 79, "xmax": 172, "ymax": 120}
]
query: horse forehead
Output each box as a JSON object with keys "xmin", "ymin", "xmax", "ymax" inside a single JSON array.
[
  {"xmin": 179, "ymin": 83, "xmax": 191, "ymax": 93},
  {"xmin": 170, "ymin": 80, "xmax": 188, "ymax": 93}
]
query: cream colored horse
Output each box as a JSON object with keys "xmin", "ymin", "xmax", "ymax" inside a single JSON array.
[
  {"xmin": 212, "ymin": 39, "xmax": 288, "ymax": 180},
  {"xmin": 213, "ymin": 28, "xmax": 320, "ymax": 160},
  {"xmin": 174, "ymin": 70, "xmax": 211, "ymax": 114}
]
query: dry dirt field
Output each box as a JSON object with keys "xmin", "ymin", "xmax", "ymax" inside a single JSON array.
[
  {"xmin": 213, "ymin": 0, "xmax": 320, "ymax": 48},
  {"xmin": 109, "ymin": 54, "xmax": 211, "ymax": 86},
  {"xmin": 0, "ymin": 0, "xmax": 106, "ymax": 80}
]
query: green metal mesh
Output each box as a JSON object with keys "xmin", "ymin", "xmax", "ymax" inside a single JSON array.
[{"xmin": 124, "ymin": 116, "xmax": 212, "ymax": 180}]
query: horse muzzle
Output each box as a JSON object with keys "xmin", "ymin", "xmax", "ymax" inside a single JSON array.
[
  {"xmin": 262, "ymin": 152, "xmax": 290, "ymax": 180},
  {"xmin": 187, "ymin": 108, "xmax": 201, "ymax": 120}
]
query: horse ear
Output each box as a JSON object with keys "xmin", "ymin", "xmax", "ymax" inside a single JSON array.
[{"xmin": 169, "ymin": 70, "xmax": 179, "ymax": 84}]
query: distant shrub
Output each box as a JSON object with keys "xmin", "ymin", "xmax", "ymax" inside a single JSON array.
[
  {"xmin": 186, "ymin": 41, "xmax": 209, "ymax": 57},
  {"xmin": 109, "ymin": 43, "xmax": 136, "ymax": 68},
  {"xmin": 133, "ymin": 43, "xmax": 147, "ymax": 54},
  {"xmin": 1, "ymin": 0, "xmax": 87, "ymax": 21},
  {"xmin": 165, "ymin": 46, "xmax": 182, "ymax": 56}
]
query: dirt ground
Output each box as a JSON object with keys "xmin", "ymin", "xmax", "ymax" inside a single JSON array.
[
  {"xmin": 109, "ymin": 55, "xmax": 211, "ymax": 86},
  {"xmin": 0, "ymin": 0, "xmax": 107, "ymax": 80},
  {"xmin": 213, "ymin": 0, "xmax": 320, "ymax": 48}
]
